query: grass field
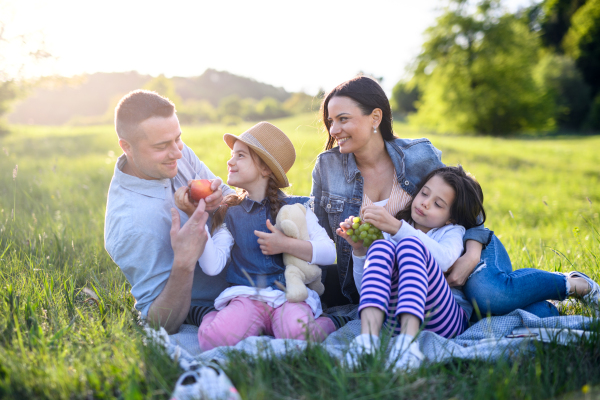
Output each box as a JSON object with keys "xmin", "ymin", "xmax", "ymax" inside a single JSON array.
[{"xmin": 1, "ymin": 113, "xmax": 599, "ymax": 399}]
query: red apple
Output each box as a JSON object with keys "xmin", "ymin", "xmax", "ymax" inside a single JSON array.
[{"xmin": 189, "ymin": 179, "xmax": 214, "ymax": 202}]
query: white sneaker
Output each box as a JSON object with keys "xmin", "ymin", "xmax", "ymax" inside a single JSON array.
[
  {"xmin": 568, "ymin": 271, "xmax": 600, "ymax": 315},
  {"xmin": 344, "ymin": 334, "xmax": 380, "ymax": 369},
  {"xmin": 386, "ymin": 334, "xmax": 423, "ymax": 372},
  {"xmin": 171, "ymin": 364, "xmax": 241, "ymax": 400}
]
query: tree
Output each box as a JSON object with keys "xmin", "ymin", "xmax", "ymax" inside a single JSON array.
[
  {"xmin": 0, "ymin": 81, "xmax": 17, "ymax": 120},
  {"xmin": 391, "ymin": 81, "xmax": 419, "ymax": 119},
  {"xmin": 584, "ymin": 93, "xmax": 600, "ymax": 131},
  {"xmin": 176, "ymin": 99, "xmax": 217, "ymax": 124},
  {"xmin": 534, "ymin": 0, "xmax": 586, "ymax": 51},
  {"xmin": 143, "ymin": 75, "xmax": 182, "ymax": 106},
  {"xmin": 534, "ymin": 53, "xmax": 591, "ymax": 130},
  {"xmin": 410, "ymin": 0, "xmax": 554, "ymax": 134},
  {"xmin": 256, "ymin": 97, "xmax": 289, "ymax": 120},
  {"xmin": 282, "ymin": 92, "xmax": 319, "ymax": 114},
  {"xmin": 218, "ymin": 95, "xmax": 243, "ymax": 118},
  {"xmin": 563, "ymin": 0, "xmax": 600, "ymax": 101}
]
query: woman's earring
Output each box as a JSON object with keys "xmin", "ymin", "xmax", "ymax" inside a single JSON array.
[{"xmin": 374, "ymin": 127, "xmax": 377, "ymax": 134}]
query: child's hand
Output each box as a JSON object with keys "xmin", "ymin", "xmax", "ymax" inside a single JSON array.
[
  {"xmin": 174, "ymin": 186, "xmax": 197, "ymax": 217},
  {"xmin": 255, "ymin": 219, "xmax": 289, "ymax": 255},
  {"xmin": 336, "ymin": 216, "xmax": 367, "ymax": 257},
  {"xmin": 362, "ymin": 205, "xmax": 402, "ymax": 235},
  {"xmin": 202, "ymin": 178, "xmax": 224, "ymax": 212}
]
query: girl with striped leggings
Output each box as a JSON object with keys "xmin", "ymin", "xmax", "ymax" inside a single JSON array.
[{"xmin": 338, "ymin": 165, "xmax": 485, "ymax": 370}]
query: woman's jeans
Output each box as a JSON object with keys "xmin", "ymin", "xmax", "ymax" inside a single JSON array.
[{"xmin": 463, "ymin": 235, "xmax": 568, "ymax": 319}]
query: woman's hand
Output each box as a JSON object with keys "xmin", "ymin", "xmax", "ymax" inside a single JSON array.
[
  {"xmin": 445, "ymin": 240, "xmax": 483, "ymax": 287},
  {"xmin": 255, "ymin": 219, "xmax": 290, "ymax": 255},
  {"xmin": 174, "ymin": 186, "xmax": 197, "ymax": 217},
  {"xmin": 361, "ymin": 205, "xmax": 402, "ymax": 235},
  {"xmin": 336, "ymin": 216, "xmax": 368, "ymax": 257}
]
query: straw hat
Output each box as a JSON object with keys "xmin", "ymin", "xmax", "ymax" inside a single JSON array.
[{"xmin": 223, "ymin": 121, "xmax": 296, "ymax": 188}]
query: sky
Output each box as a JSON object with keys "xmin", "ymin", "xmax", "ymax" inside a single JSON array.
[{"xmin": 2, "ymin": 0, "xmax": 536, "ymax": 95}]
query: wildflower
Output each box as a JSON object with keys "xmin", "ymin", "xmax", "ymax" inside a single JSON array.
[
  {"xmin": 12, "ymin": 164, "xmax": 18, "ymax": 180},
  {"xmin": 582, "ymin": 384, "xmax": 590, "ymax": 394}
]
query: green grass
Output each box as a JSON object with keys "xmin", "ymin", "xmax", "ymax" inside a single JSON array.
[{"xmin": 1, "ymin": 113, "xmax": 599, "ymax": 399}]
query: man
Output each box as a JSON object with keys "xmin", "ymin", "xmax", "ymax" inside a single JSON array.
[{"xmin": 104, "ymin": 90, "xmax": 235, "ymax": 333}]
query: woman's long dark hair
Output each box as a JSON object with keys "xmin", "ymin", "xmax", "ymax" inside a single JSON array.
[
  {"xmin": 321, "ymin": 76, "xmax": 395, "ymax": 151},
  {"xmin": 395, "ymin": 166, "xmax": 486, "ymax": 230}
]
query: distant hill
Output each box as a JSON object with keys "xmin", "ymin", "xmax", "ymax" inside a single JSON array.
[
  {"xmin": 8, "ymin": 72, "xmax": 150, "ymax": 125},
  {"xmin": 173, "ymin": 69, "xmax": 290, "ymax": 106},
  {"xmin": 8, "ymin": 69, "xmax": 292, "ymax": 125}
]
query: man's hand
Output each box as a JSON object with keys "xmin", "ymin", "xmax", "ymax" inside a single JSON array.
[
  {"xmin": 255, "ymin": 219, "xmax": 289, "ymax": 255},
  {"xmin": 202, "ymin": 178, "xmax": 224, "ymax": 212},
  {"xmin": 174, "ymin": 186, "xmax": 196, "ymax": 217},
  {"xmin": 361, "ymin": 205, "xmax": 402, "ymax": 235},
  {"xmin": 445, "ymin": 240, "xmax": 483, "ymax": 287},
  {"xmin": 337, "ymin": 216, "xmax": 368, "ymax": 257},
  {"xmin": 170, "ymin": 200, "xmax": 209, "ymax": 272}
]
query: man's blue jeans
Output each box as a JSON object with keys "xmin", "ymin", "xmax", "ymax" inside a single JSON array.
[{"xmin": 463, "ymin": 235, "xmax": 567, "ymax": 320}]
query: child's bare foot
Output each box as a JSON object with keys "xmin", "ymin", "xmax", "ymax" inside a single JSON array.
[
  {"xmin": 567, "ymin": 271, "xmax": 600, "ymax": 314},
  {"xmin": 568, "ymin": 277, "xmax": 591, "ymax": 296}
]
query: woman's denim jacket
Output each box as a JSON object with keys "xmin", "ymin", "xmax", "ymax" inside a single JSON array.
[
  {"xmin": 224, "ymin": 195, "xmax": 309, "ymax": 290},
  {"xmin": 311, "ymin": 138, "xmax": 493, "ymax": 302}
]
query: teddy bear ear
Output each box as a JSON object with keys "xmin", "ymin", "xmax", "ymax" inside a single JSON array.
[{"xmin": 296, "ymin": 203, "xmax": 307, "ymax": 215}]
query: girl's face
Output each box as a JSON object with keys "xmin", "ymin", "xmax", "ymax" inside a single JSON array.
[
  {"xmin": 411, "ymin": 175, "xmax": 455, "ymax": 233},
  {"xmin": 226, "ymin": 141, "xmax": 270, "ymax": 190},
  {"xmin": 326, "ymin": 96, "xmax": 379, "ymax": 154}
]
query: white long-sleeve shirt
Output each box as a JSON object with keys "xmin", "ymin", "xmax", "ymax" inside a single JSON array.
[
  {"xmin": 197, "ymin": 206, "xmax": 336, "ymax": 276},
  {"xmin": 197, "ymin": 206, "xmax": 336, "ymax": 317}
]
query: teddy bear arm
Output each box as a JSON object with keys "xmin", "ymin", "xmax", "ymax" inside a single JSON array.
[{"xmin": 280, "ymin": 220, "xmax": 300, "ymax": 239}]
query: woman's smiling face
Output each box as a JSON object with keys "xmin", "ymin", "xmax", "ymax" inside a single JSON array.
[{"xmin": 327, "ymin": 96, "xmax": 377, "ymax": 154}]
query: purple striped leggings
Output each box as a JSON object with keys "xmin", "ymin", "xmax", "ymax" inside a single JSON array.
[{"xmin": 358, "ymin": 237, "xmax": 468, "ymax": 338}]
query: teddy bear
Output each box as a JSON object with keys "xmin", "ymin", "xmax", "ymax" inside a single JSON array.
[{"xmin": 275, "ymin": 203, "xmax": 325, "ymax": 303}]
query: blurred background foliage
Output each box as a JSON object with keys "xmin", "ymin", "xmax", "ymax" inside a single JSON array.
[
  {"xmin": 391, "ymin": 0, "xmax": 600, "ymax": 134},
  {"xmin": 1, "ymin": 0, "xmax": 600, "ymax": 135},
  {"xmin": 3, "ymin": 70, "xmax": 320, "ymax": 127}
]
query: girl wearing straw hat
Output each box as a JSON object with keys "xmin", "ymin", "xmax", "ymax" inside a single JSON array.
[{"xmin": 174, "ymin": 121, "xmax": 338, "ymax": 350}]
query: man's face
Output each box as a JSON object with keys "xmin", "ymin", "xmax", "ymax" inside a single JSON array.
[{"xmin": 120, "ymin": 114, "xmax": 184, "ymax": 180}]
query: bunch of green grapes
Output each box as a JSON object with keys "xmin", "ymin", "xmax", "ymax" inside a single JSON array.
[{"xmin": 345, "ymin": 217, "xmax": 384, "ymax": 248}]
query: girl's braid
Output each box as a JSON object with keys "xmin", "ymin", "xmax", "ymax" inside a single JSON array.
[
  {"xmin": 266, "ymin": 176, "xmax": 284, "ymax": 222},
  {"xmin": 210, "ymin": 190, "xmax": 247, "ymax": 234}
]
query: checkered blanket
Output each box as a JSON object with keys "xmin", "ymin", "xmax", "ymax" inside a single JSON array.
[{"xmin": 164, "ymin": 306, "xmax": 595, "ymax": 367}]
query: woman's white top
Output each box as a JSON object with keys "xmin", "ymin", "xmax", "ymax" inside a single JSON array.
[{"xmin": 197, "ymin": 207, "xmax": 336, "ymax": 318}]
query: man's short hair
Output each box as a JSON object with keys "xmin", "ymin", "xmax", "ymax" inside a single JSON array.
[{"xmin": 115, "ymin": 90, "xmax": 176, "ymax": 140}]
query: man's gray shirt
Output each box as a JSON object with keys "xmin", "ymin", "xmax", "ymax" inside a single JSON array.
[{"xmin": 104, "ymin": 143, "xmax": 235, "ymax": 316}]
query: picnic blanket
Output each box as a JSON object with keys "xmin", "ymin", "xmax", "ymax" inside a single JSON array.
[{"xmin": 152, "ymin": 306, "xmax": 596, "ymax": 399}]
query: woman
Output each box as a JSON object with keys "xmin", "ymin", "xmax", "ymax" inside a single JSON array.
[{"xmin": 311, "ymin": 75, "xmax": 565, "ymax": 318}]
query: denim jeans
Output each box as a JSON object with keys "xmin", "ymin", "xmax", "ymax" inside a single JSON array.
[{"xmin": 463, "ymin": 235, "xmax": 567, "ymax": 319}]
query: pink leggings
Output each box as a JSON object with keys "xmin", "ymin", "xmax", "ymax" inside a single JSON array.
[{"xmin": 198, "ymin": 297, "xmax": 336, "ymax": 351}]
